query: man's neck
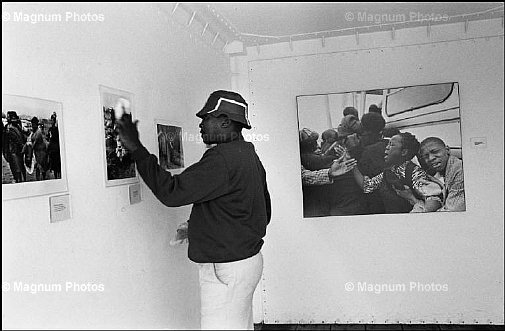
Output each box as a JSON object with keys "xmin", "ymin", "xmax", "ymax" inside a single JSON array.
[{"xmin": 216, "ymin": 131, "xmax": 244, "ymax": 144}]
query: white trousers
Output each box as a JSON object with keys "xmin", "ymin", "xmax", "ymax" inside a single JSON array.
[{"xmin": 198, "ymin": 252, "xmax": 263, "ymax": 330}]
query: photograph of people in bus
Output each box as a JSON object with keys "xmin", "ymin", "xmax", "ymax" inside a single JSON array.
[{"xmin": 297, "ymin": 82, "xmax": 465, "ymax": 218}]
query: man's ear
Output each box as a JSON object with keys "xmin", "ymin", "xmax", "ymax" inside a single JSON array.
[
  {"xmin": 446, "ymin": 145, "xmax": 451, "ymax": 155},
  {"xmin": 220, "ymin": 116, "xmax": 231, "ymax": 128},
  {"xmin": 401, "ymin": 148, "xmax": 409, "ymax": 158}
]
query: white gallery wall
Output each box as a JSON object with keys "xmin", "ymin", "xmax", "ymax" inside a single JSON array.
[
  {"xmin": 232, "ymin": 18, "xmax": 504, "ymax": 324},
  {"xmin": 2, "ymin": 3, "xmax": 231, "ymax": 329}
]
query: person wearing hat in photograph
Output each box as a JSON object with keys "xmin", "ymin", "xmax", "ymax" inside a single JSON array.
[
  {"xmin": 4, "ymin": 111, "xmax": 26, "ymax": 183},
  {"xmin": 116, "ymin": 90, "xmax": 270, "ymax": 330}
]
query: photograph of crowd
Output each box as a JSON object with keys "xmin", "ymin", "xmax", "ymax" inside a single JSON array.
[
  {"xmin": 2, "ymin": 96, "xmax": 62, "ymax": 185},
  {"xmin": 157, "ymin": 123, "xmax": 184, "ymax": 171},
  {"xmin": 100, "ymin": 86, "xmax": 137, "ymax": 186},
  {"xmin": 297, "ymin": 82, "xmax": 466, "ymax": 218}
]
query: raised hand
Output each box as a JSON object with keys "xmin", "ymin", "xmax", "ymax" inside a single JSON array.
[
  {"xmin": 116, "ymin": 113, "xmax": 141, "ymax": 153},
  {"xmin": 330, "ymin": 153, "xmax": 357, "ymax": 177}
]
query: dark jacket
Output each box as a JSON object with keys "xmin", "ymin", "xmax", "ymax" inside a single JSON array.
[{"xmin": 133, "ymin": 139, "xmax": 271, "ymax": 263}]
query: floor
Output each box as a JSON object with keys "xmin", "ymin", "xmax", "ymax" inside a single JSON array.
[{"xmin": 254, "ymin": 324, "xmax": 503, "ymax": 330}]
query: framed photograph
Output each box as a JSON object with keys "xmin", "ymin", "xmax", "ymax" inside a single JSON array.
[
  {"xmin": 155, "ymin": 120, "xmax": 185, "ymax": 173},
  {"xmin": 2, "ymin": 94, "xmax": 68, "ymax": 200},
  {"xmin": 296, "ymin": 82, "xmax": 465, "ymax": 218},
  {"xmin": 99, "ymin": 85, "xmax": 138, "ymax": 187}
]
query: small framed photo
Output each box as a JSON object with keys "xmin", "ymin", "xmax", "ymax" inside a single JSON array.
[
  {"xmin": 2, "ymin": 94, "xmax": 68, "ymax": 200},
  {"xmin": 155, "ymin": 120, "xmax": 185, "ymax": 173},
  {"xmin": 99, "ymin": 85, "xmax": 139, "ymax": 187}
]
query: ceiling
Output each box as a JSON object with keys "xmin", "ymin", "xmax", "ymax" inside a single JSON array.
[
  {"xmin": 209, "ymin": 2, "xmax": 504, "ymax": 45},
  {"xmin": 159, "ymin": 2, "xmax": 504, "ymax": 51}
]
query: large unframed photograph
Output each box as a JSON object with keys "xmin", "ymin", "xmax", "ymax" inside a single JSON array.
[
  {"xmin": 2, "ymin": 94, "xmax": 67, "ymax": 200},
  {"xmin": 297, "ymin": 82, "xmax": 466, "ymax": 218}
]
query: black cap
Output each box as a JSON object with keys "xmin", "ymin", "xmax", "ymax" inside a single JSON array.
[
  {"xmin": 7, "ymin": 111, "xmax": 19, "ymax": 121},
  {"xmin": 196, "ymin": 90, "xmax": 251, "ymax": 129}
]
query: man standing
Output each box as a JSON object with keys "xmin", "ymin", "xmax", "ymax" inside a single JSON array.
[
  {"xmin": 418, "ymin": 137, "xmax": 466, "ymax": 211},
  {"xmin": 47, "ymin": 112, "xmax": 61, "ymax": 179},
  {"xmin": 117, "ymin": 90, "xmax": 270, "ymax": 330},
  {"xmin": 4, "ymin": 111, "xmax": 26, "ymax": 183},
  {"xmin": 29, "ymin": 117, "xmax": 48, "ymax": 181}
]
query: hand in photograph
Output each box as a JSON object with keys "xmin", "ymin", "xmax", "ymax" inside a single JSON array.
[
  {"xmin": 393, "ymin": 185, "xmax": 419, "ymax": 205},
  {"xmin": 329, "ymin": 153, "xmax": 357, "ymax": 178},
  {"xmin": 415, "ymin": 178, "xmax": 444, "ymax": 197},
  {"xmin": 332, "ymin": 144, "xmax": 346, "ymax": 158}
]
